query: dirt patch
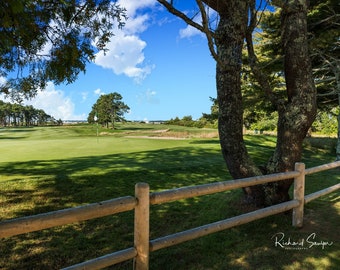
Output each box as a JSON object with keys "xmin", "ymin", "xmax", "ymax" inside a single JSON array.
[
  {"xmin": 99, "ymin": 132, "xmax": 115, "ymax": 136},
  {"xmin": 151, "ymin": 129, "xmax": 170, "ymax": 133}
]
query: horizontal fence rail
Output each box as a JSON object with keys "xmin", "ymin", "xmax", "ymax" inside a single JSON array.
[
  {"xmin": 305, "ymin": 183, "xmax": 340, "ymax": 204},
  {"xmin": 0, "ymin": 161, "xmax": 339, "ymax": 270},
  {"xmin": 62, "ymin": 248, "xmax": 138, "ymax": 270},
  {"xmin": 150, "ymin": 170, "xmax": 300, "ymax": 205},
  {"xmin": 0, "ymin": 196, "xmax": 136, "ymax": 238},
  {"xmin": 150, "ymin": 200, "xmax": 299, "ymax": 252},
  {"xmin": 305, "ymin": 160, "xmax": 340, "ymax": 175}
]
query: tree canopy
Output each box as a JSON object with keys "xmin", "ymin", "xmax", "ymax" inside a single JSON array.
[
  {"xmin": 88, "ymin": 92, "xmax": 130, "ymax": 129},
  {"xmin": 234, "ymin": 0, "xmax": 339, "ymax": 132},
  {"xmin": 246, "ymin": 0, "xmax": 339, "ymax": 110},
  {"xmin": 0, "ymin": 0, "xmax": 126, "ymax": 101}
]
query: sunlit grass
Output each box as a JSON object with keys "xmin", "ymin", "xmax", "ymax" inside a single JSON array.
[{"xmin": 0, "ymin": 125, "xmax": 339, "ymax": 269}]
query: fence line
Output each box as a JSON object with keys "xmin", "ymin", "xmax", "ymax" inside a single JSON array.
[
  {"xmin": 63, "ymin": 248, "xmax": 137, "ymax": 270},
  {"xmin": 0, "ymin": 161, "xmax": 339, "ymax": 270},
  {"xmin": 149, "ymin": 200, "xmax": 300, "ymax": 252},
  {"xmin": 149, "ymin": 170, "xmax": 300, "ymax": 205},
  {"xmin": 0, "ymin": 196, "xmax": 136, "ymax": 238},
  {"xmin": 305, "ymin": 160, "xmax": 340, "ymax": 175},
  {"xmin": 305, "ymin": 183, "xmax": 340, "ymax": 204}
]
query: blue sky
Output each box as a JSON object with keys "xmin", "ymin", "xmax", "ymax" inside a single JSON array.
[{"xmin": 2, "ymin": 1, "xmax": 218, "ymax": 121}]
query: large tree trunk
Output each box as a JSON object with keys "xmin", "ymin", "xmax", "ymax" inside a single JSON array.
[
  {"xmin": 216, "ymin": 0, "xmax": 316, "ymax": 206},
  {"xmin": 263, "ymin": 0, "xmax": 317, "ymax": 205},
  {"xmin": 215, "ymin": 1, "xmax": 265, "ymax": 205}
]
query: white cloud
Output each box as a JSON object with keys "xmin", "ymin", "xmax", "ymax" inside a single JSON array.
[
  {"xmin": 94, "ymin": 88, "xmax": 105, "ymax": 95},
  {"xmin": 137, "ymin": 89, "xmax": 159, "ymax": 104},
  {"xmin": 146, "ymin": 89, "xmax": 157, "ymax": 98},
  {"xmin": 95, "ymin": 33, "xmax": 153, "ymax": 81},
  {"xmin": 124, "ymin": 13, "xmax": 150, "ymax": 34},
  {"xmin": 94, "ymin": 1, "xmax": 157, "ymax": 82},
  {"xmin": 81, "ymin": 91, "xmax": 88, "ymax": 102},
  {"xmin": 178, "ymin": 8, "xmax": 216, "ymax": 39},
  {"xmin": 24, "ymin": 82, "xmax": 85, "ymax": 120},
  {"xmin": 0, "ymin": 76, "xmax": 6, "ymax": 85},
  {"xmin": 179, "ymin": 25, "xmax": 204, "ymax": 39},
  {"xmin": 118, "ymin": 0, "xmax": 157, "ymax": 18}
]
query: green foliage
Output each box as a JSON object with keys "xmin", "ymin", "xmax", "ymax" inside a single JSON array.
[
  {"xmin": 250, "ymin": 111, "xmax": 278, "ymax": 131},
  {"xmin": 88, "ymin": 92, "xmax": 130, "ymax": 129},
  {"xmin": 167, "ymin": 116, "xmax": 195, "ymax": 127},
  {"xmin": 0, "ymin": 0, "xmax": 126, "ymax": 100},
  {"xmin": 0, "ymin": 100, "xmax": 56, "ymax": 126},
  {"xmin": 254, "ymin": 1, "xmax": 340, "ymax": 109},
  {"xmin": 239, "ymin": 0, "xmax": 340, "ymax": 137},
  {"xmin": 200, "ymin": 97, "xmax": 218, "ymax": 128},
  {"xmin": 308, "ymin": 0, "xmax": 340, "ymax": 107},
  {"xmin": 166, "ymin": 114, "xmax": 217, "ymax": 129},
  {"xmin": 167, "ymin": 97, "xmax": 218, "ymax": 129},
  {"xmin": 312, "ymin": 110, "xmax": 338, "ymax": 134}
]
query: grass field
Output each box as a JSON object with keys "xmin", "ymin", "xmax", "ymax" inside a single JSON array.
[{"xmin": 0, "ymin": 123, "xmax": 339, "ymax": 269}]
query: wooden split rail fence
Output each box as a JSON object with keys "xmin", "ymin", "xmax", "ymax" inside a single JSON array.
[{"xmin": 0, "ymin": 161, "xmax": 339, "ymax": 269}]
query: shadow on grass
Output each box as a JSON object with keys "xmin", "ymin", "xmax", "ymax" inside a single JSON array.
[
  {"xmin": 190, "ymin": 139, "xmax": 220, "ymax": 144},
  {"xmin": 0, "ymin": 127, "xmax": 35, "ymax": 132},
  {"xmin": 0, "ymin": 147, "xmax": 229, "ymax": 217},
  {"xmin": 150, "ymin": 193, "xmax": 340, "ymax": 270},
  {"xmin": 0, "ymin": 127, "xmax": 36, "ymax": 140},
  {"xmin": 0, "ymin": 142, "xmax": 339, "ymax": 269},
  {"xmin": 0, "ymin": 136, "xmax": 29, "ymax": 140}
]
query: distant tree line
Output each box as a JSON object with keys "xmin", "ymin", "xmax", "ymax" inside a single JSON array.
[
  {"xmin": 167, "ymin": 115, "xmax": 217, "ymax": 129},
  {"xmin": 0, "ymin": 100, "xmax": 61, "ymax": 127},
  {"xmin": 168, "ymin": 96, "xmax": 338, "ymax": 135},
  {"xmin": 167, "ymin": 97, "xmax": 218, "ymax": 128}
]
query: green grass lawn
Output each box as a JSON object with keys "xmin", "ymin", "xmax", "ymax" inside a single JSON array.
[{"xmin": 0, "ymin": 124, "xmax": 339, "ymax": 269}]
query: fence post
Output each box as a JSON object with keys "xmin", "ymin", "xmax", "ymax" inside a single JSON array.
[
  {"xmin": 134, "ymin": 183, "xmax": 150, "ymax": 270},
  {"xmin": 292, "ymin": 162, "xmax": 305, "ymax": 228}
]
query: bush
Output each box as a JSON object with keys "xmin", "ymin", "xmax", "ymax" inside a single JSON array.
[
  {"xmin": 250, "ymin": 112, "xmax": 278, "ymax": 131},
  {"xmin": 312, "ymin": 111, "xmax": 338, "ymax": 135}
]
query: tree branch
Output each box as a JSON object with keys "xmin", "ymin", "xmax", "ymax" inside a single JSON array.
[
  {"xmin": 157, "ymin": 0, "xmax": 205, "ymax": 32},
  {"xmin": 245, "ymin": 0, "xmax": 283, "ymax": 109},
  {"xmin": 201, "ymin": 0, "xmax": 228, "ymax": 14},
  {"xmin": 196, "ymin": 0, "xmax": 219, "ymax": 62},
  {"xmin": 157, "ymin": 0, "xmax": 220, "ymax": 63}
]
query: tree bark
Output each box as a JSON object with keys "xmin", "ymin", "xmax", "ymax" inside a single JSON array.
[
  {"xmin": 337, "ymin": 108, "xmax": 340, "ymax": 161},
  {"xmin": 215, "ymin": 1, "xmax": 266, "ymax": 205},
  {"xmin": 263, "ymin": 0, "xmax": 317, "ymax": 205},
  {"xmin": 216, "ymin": 0, "xmax": 316, "ymax": 206}
]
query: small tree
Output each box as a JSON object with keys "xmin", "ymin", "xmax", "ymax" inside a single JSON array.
[{"xmin": 88, "ymin": 92, "xmax": 129, "ymax": 129}]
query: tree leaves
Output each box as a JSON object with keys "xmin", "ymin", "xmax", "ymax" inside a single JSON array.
[
  {"xmin": 0, "ymin": 0, "xmax": 126, "ymax": 100},
  {"xmin": 88, "ymin": 92, "xmax": 130, "ymax": 129}
]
